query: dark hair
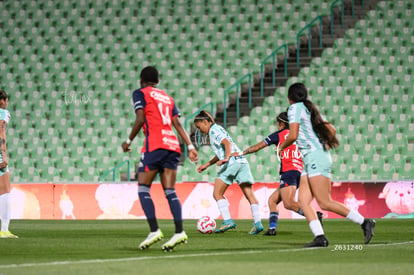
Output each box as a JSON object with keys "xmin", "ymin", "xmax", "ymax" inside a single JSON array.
[
  {"xmin": 277, "ymin": 111, "xmax": 289, "ymax": 129},
  {"xmin": 194, "ymin": 110, "xmax": 215, "ymax": 123},
  {"xmin": 288, "ymin": 83, "xmax": 339, "ymax": 149},
  {"xmin": 140, "ymin": 66, "xmax": 159, "ymax": 84},
  {"xmin": 0, "ymin": 90, "xmax": 8, "ymax": 101}
]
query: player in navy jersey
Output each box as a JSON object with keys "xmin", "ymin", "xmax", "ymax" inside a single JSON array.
[
  {"xmin": 0, "ymin": 90, "xmax": 17, "ymax": 238},
  {"xmin": 232, "ymin": 112, "xmax": 322, "ymax": 235},
  {"xmin": 279, "ymin": 83, "xmax": 375, "ymax": 247},
  {"xmin": 122, "ymin": 66, "xmax": 198, "ymax": 251}
]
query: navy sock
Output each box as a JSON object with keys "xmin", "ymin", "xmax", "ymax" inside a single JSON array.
[
  {"xmin": 269, "ymin": 212, "xmax": 279, "ymax": 229},
  {"xmin": 165, "ymin": 188, "xmax": 183, "ymax": 233},
  {"xmin": 297, "ymin": 209, "xmax": 304, "ymax": 216},
  {"xmin": 138, "ymin": 184, "xmax": 158, "ymax": 232}
]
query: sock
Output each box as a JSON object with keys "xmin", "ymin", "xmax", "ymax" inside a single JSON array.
[
  {"xmin": 217, "ymin": 199, "xmax": 232, "ymax": 221},
  {"xmin": 346, "ymin": 210, "xmax": 364, "ymax": 225},
  {"xmin": 0, "ymin": 193, "xmax": 11, "ymax": 232},
  {"xmin": 297, "ymin": 208, "xmax": 304, "ymax": 216},
  {"xmin": 165, "ymin": 188, "xmax": 183, "ymax": 233},
  {"xmin": 138, "ymin": 184, "xmax": 158, "ymax": 232},
  {"xmin": 309, "ymin": 219, "xmax": 324, "ymax": 237},
  {"xmin": 250, "ymin": 204, "xmax": 261, "ymax": 223},
  {"xmin": 269, "ymin": 211, "xmax": 279, "ymax": 229}
]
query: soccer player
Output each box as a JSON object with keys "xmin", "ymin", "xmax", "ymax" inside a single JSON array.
[
  {"xmin": 278, "ymin": 83, "xmax": 375, "ymax": 247},
  {"xmin": 231, "ymin": 112, "xmax": 322, "ymax": 236},
  {"xmin": 0, "ymin": 90, "xmax": 17, "ymax": 238},
  {"xmin": 122, "ymin": 66, "xmax": 198, "ymax": 251},
  {"xmin": 194, "ymin": 110, "xmax": 263, "ymax": 235}
]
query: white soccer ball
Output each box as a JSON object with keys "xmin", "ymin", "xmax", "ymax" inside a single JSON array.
[{"xmin": 197, "ymin": 216, "xmax": 216, "ymax": 234}]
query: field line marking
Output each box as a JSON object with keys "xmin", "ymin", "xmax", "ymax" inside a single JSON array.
[{"xmin": 1, "ymin": 240, "xmax": 413, "ymax": 269}]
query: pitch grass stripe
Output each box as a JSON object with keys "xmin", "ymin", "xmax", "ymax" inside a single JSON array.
[{"xmin": 2, "ymin": 240, "xmax": 414, "ymax": 269}]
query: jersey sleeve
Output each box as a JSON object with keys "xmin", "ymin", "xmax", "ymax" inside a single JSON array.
[
  {"xmin": 288, "ymin": 103, "xmax": 300, "ymax": 124},
  {"xmin": 210, "ymin": 125, "xmax": 226, "ymax": 144},
  {"xmin": 172, "ymin": 103, "xmax": 181, "ymax": 118},
  {"xmin": 264, "ymin": 131, "xmax": 280, "ymax": 146},
  {"xmin": 0, "ymin": 110, "xmax": 10, "ymax": 124},
  {"xmin": 132, "ymin": 89, "xmax": 145, "ymax": 111}
]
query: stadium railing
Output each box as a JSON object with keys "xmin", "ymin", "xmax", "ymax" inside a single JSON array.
[{"xmin": 259, "ymin": 44, "xmax": 288, "ymax": 97}]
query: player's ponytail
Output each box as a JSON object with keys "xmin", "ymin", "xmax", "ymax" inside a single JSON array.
[
  {"xmin": 288, "ymin": 83, "xmax": 339, "ymax": 149},
  {"xmin": 194, "ymin": 110, "xmax": 215, "ymax": 123}
]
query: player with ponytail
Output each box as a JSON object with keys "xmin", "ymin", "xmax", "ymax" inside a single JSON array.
[{"xmin": 279, "ymin": 83, "xmax": 375, "ymax": 247}]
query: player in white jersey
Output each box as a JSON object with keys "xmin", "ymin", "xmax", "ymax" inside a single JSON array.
[
  {"xmin": 194, "ymin": 111, "xmax": 263, "ymax": 235},
  {"xmin": 278, "ymin": 83, "xmax": 375, "ymax": 247},
  {"xmin": 0, "ymin": 90, "xmax": 17, "ymax": 238}
]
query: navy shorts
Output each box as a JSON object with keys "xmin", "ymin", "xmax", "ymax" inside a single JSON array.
[
  {"xmin": 138, "ymin": 149, "xmax": 180, "ymax": 173},
  {"xmin": 279, "ymin": 170, "xmax": 301, "ymax": 189}
]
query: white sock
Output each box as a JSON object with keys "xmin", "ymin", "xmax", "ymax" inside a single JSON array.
[
  {"xmin": 250, "ymin": 204, "xmax": 261, "ymax": 223},
  {"xmin": 0, "ymin": 193, "xmax": 11, "ymax": 232},
  {"xmin": 217, "ymin": 199, "xmax": 232, "ymax": 221},
  {"xmin": 309, "ymin": 219, "xmax": 324, "ymax": 237},
  {"xmin": 346, "ymin": 210, "xmax": 364, "ymax": 225}
]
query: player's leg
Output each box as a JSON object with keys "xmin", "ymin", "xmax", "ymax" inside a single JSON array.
[
  {"xmin": 213, "ymin": 178, "xmax": 236, "ymax": 233},
  {"xmin": 160, "ymin": 167, "xmax": 188, "ymax": 251},
  {"xmin": 0, "ymin": 172, "xmax": 17, "ymax": 238},
  {"xmin": 309, "ymin": 175, "xmax": 375, "ymax": 244},
  {"xmin": 239, "ymin": 182, "xmax": 263, "ymax": 235},
  {"xmin": 138, "ymin": 169, "xmax": 163, "ymax": 249},
  {"xmin": 308, "ymin": 149, "xmax": 375, "ymax": 244},
  {"xmin": 264, "ymin": 188, "xmax": 281, "ymax": 236},
  {"xmin": 298, "ymin": 175, "xmax": 328, "ymax": 247}
]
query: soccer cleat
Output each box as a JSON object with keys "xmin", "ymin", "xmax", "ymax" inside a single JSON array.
[
  {"xmin": 304, "ymin": 235, "xmax": 329, "ymax": 248},
  {"xmin": 248, "ymin": 221, "xmax": 264, "ymax": 235},
  {"xmin": 139, "ymin": 229, "xmax": 164, "ymax": 250},
  {"xmin": 214, "ymin": 220, "xmax": 237, "ymax": 233},
  {"xmin": 161, "ymin": 231, "xmax": 188, "ymax": 252},
  {"xmin": 361, "ymin": 218, "xmax": 376, "ymax": 244},
  {"xmin": 0, "ymin": 231, "xmax": 18, "ymax": 239},
  {"xmin": 317, "ymin": 211, "xmax": 324, "ymax": 226},
  {"xmin": 263, "ymin": 228, "xmax": 277, "ymax": 236}
]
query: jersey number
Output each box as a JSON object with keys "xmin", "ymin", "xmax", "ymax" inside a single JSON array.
[{"xmin": 158, "ymin": 103, "xmax": 171, "ymax": 125}]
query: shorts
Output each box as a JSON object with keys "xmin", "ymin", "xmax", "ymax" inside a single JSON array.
[
  {"xmin": 279, "ymin": 170, "xmax": 301, "ymax": 188},
  {"xmin": 138, "ymin": 149, "xmax": 180, "ymax": 173},
  {"xmin": 301, "ymin": 150, "xmax": 332, "ymax": 178},
  {"xmin": 217, "ymin": 161, "xmax": 254, "ymax": 185}
]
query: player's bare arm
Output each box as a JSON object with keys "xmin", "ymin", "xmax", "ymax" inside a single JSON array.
[
  {"xmin": 172, "ymin": 116, "xmax": 198, "ymax": 163},
  {"xmin": 217, "ymin": 139, "xmax": 231, "ymax": 166},
  {"xmin": 0, "ymin": 120, "xmax": 8, "ymax": 168},
  {"xmin": 231, "ymin": 141, "xmax": 267, "ymax": 157},
  {"xmin": 122, "ymin": 109, "xmax": 145, "ymax": 152},
  {"xmin": 279, "ymin": 122, "xmax": 299, "ymax": 153},
  {"xmin": 197, "ymin": 155, "xmax": 219, "ymax": 173}
]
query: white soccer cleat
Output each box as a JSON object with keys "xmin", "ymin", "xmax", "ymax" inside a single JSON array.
[
  {"xmin": 139, "ymin": 229, "xmax": 164, "ymax": 250},
  {"xmin": 0, "ymin": 230, "xmax": 19, "ymax": 239},
  {"xmin": 161, "ymin": 231, "xmax": 188, "ymax": 252}
]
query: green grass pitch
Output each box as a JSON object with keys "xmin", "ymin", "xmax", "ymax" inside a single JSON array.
[{"xmin": 0, "ymin": 219, "xmax": 413, "ymax": 275}]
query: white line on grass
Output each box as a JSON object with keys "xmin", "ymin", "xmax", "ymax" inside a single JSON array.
[{"xmin": 1, "ymin": 240, "xmax": 413, "ymax": 269}]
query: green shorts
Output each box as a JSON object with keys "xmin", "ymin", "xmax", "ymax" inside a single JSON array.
[
  {"xmin": 217, "ymin": 161, "xmax": 254, "ymax": 185},
  {"xmin": 302, "ymin": 150, "xmax": 332, "ymax": 178}
]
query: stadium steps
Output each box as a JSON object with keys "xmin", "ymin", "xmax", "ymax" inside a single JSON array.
[{"xmin": 214, "ymin": 0, "xmax": 381, "ymax": 127}]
